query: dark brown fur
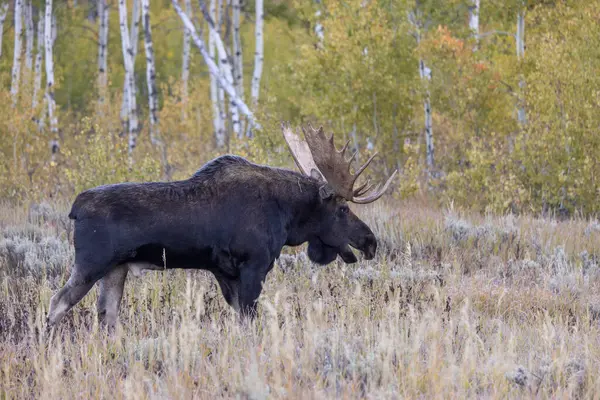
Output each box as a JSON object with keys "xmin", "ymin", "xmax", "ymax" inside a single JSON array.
[{"xmin": 47, "ymin": 155, "xmax": 377, "ymax": 327}]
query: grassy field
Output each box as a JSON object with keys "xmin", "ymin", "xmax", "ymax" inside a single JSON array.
[{"xmin": 1, "ymin": 200, "xmax": 600, "ymax": 398}]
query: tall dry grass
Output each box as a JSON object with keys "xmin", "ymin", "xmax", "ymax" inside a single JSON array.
[{"xmin": 1, "ymin": 200, "xmax": 600, "ymax": 398}]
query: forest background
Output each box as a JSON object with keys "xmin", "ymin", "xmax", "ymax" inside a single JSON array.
[{"xmin": 0, "ymin": 0, "xmax": 599, "ymax": 217}]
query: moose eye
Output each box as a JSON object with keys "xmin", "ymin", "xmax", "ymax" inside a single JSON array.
[{"xmin": 339, "ymin": 205, "xmax": 350, "ymax": 215}]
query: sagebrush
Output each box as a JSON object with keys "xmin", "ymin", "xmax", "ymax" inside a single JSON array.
[{"xmin": 1, "ymin": 201, "xmax": 599, "ymax": 398}]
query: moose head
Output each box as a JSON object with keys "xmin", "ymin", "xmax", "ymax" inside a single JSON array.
[{"xmin": 282, "ymin": 123, "xmax": 397, "ymax": 265}]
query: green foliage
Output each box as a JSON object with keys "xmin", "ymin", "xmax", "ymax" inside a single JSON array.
[
  {"xmin": 442, "ymin": 2, "xmax": 600, "ymax": 215},
  {"xmin": 0, "ymin": 0, "xmax": 599, "ymax": 215},
  {"xmin": 63, "ymin": 118, "xmax": 161, "ymax": 194}
]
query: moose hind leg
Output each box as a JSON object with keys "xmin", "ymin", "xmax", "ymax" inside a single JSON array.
[
  {"xmin": 97, "ymin": 265, "xmax": 128, "ymax": 328},
  {"xmin": 47, "ymin": 268, "xmax": 96, "ymax": 327}
]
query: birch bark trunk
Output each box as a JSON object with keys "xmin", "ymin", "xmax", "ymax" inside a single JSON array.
[
  {"xmin": 314, "ymin": 8, "xmax": 324, "ymax": 44},
  {"xmin": 32, "ymin": 15, "xmax": 43, "ymax": 109},
  {"xmin": 0, "ymin": 2, "xmax": 9, "ymax": 58},
  {"xmin": 218, "ymin": 53, "xmax": 238, "ymax": 138},
  {"xmin": 172, "ymin": 0, "xmax": 259, "ymax": 129},
  {"xmin": 120, "ymin": 0, "xmax": 140, "ymax": 135},
  {"xmin": 516, "ymin": 7, "xmax": 526, "ymax": 125},
  {"xmin": 246, "ymin": 0, "xmax": 263, "ymax": 137},
  {"xmin": 250, "ymin": 0, "xmax": 263, "ymax": 106},
  {"xmin": 130, "ymin": 0, "xmax": 140, "ymax": 63},
  {"xmin": 423, "ymin": 91, "xmax": 433, "ymax": 168},
  {"xmin": 51, "ymin": 12, "xmax": 56, "ymax": 43},
  {"xmin": 119, "ymin": 0, "xmax": 139, "ymax": 154},
  {"xmin": 24, "ymin": 0, "xmax": 34, "ymax": 72},
  {"xmin": 141, "ymin": 0, "xmax": 169, "ymax": 177},
  {"xmin": 209, "ymin": 0, "xmax": 225, "ymax": 145},
  {"xmin": 232, "ymin": 0, "xmax": 243, "ymax": 100},
  {"xmin": 208, "ymin": 0, "xmax": 225, "ymax": 147},
  {"xmin": 11, "ymin": 0, "xmax": 24, "ymax": 105},
  {"xmin": 97, "ymin": 0, "xmax": 109, "ymax": 108},
  {"xmin": 232, "ymin": 0, "xmax": 244, "ymax": 134},
  {"xmin": 181, "ymin": 0, "xmax": 191, "ymax": 114},
  {"xmin": 203, "ymin": 0, "xmax": 240, "ymax": 138},
  {"xmin": 44, "ymin": 0, "xmax": 59, "ymax": 157},
  {"xmin": 409, "ymin": 5, "xmax": 434, "ymax": 170},
  {"xmin": 469, "ymin": 0, "xmax": 479, "ymax": 50}
]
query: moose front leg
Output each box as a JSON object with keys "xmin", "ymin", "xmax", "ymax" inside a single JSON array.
[
  {"xmin": 213, "ymin": 272, "xmax": 241, "ymax": 313},
  {"xmin": 238, "ymin": 258, "xmax": 273, "ymax": 319}
]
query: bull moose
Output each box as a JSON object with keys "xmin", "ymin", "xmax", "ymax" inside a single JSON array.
[{"xmin": 46, "ymin": 123, "xmax": 396, "ymax": 328}]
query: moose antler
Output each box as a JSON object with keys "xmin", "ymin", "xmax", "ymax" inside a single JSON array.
[
  {"xmin": 281, "ymin": 122, "xmax": 322, "ymax": 177},
  {"xmin": 282, "ymin": 122, "xmax": 397, "ymax": 204}
]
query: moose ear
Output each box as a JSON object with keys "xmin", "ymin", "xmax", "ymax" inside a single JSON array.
[
  {"xmin": 319, "ymin": 184, "xmax": 335, "ymax": 201},
  {"xmin": 310, "ymin": 168, "xmax": 325, "ymax": 182}
]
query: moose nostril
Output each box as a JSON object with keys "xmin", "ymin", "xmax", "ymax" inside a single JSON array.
[
  {"xmin": 362, "ymin": 234, "xmax": 377, "ymax": 259},
  {"xmin": 366, "ymin": 234, "xmax": 377, "ymax": 246}
]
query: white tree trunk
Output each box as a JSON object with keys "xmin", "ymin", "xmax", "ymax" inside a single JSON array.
[
  {"xmin": 410, "ymin": 7, "xmax": 434, "ymax": 170},
  {"xmin": 219, "ymin": 54, "xmax": 238, "ymax": 137},
  {"xmin": 232, "ymin": 0, "xmax": 243, "ymax": 100},
  {"xmin": 141, "ymin": 0, "xmax": 159, "ymax": 136},
  {"xmin": 469, "ymin": 0, "xmax": 480, "ymax": 50},
  {"xmin": 11, "ymin": 0, "xmax": 24, "ymax": 105},
  {"xmin": 173, "ymin": 0, "xmax": 259, "ymax": 130},
  {"xmin": 181, "ymin": 0, "xmax": 192, "ymax": 113},
  {"xmin": 130, "ymin": 0, "xmax": 140, "ymax": 59},
  {"xmin": 51, "ymin": 12, "xmax": 56, "ymax": 44},
  {"xmin": 212, "ymin": 0, "xmax": 226, "ymax": 146},
  {"xmin": 215, "ymin": 0, "xmax": 226, "ymax": 142},
  {"xmin": 208, "ymin": 0, "xmax": 225, "ymax": 147},
  {"xmin": 217, "ymin": 46, "xmax": 240, "ymax": 138},
  {"xmin": 0, "ymin": 2, "xmax": 9, "ymax": 58},
  {"xmin": 44, "ymin": 0, "xmax": 59, "ymax": 157},
  {"xmin": 246, "ymin": 0, "xmax": 264, "ymax": 137},
  {"xmin": 314, "ymin": 9, "xmax": 324, "ymax": 44},
  {"xmin": 516, "ymin": 10, "xmax": 525, "ymax": 59},
  {"xmin": 24, "ymin": 0, "xmax": 34, "ymax": 71},
  {"xmin": 232, "ymin": 0, "xmax": 245, "ymax": 134},
  {"xmin": 32, "ymin": 15, "xmax": 43, "ymax": 109},
  {"xmin": 203, "ymin": 0, "xmax": 241, "ymax": 138},
  {"xmin": 142, "ymin": 0, "xmax": 169, "ymax": 177},
  {"xmin": 424, "ymin": 95, "xmax": 433, "ymax": 168},
  {"xmin": 97, "ymin": 0, "xmax": 109, "ymax": 107},
  {"xmin": 516, "ymin": 7, "xmax": 526, "ymax": 125},
  {"xmin": 120, "ymin": 0, "xmax": 140, "ymax": 134},
  {"xmin": 142, "ymin": 0, "xmax": 158, "ymax": 131},
  {"xmin": 250, "ymin": 0, "xmax": 263, "ymax": 107},
  {"xmin": 419, "ymin": 59, "xmax": 433, "ymax": 168},
  {"xmin": 119, "ymin": 0, "xmax": 139, "ymax": 154}
]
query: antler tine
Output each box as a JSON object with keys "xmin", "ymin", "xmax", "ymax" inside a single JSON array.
[
  {"xmin": 352, "ymin": 170, "xmax": 398, "ymax": 204},
  {"xmin": 347, "ymin": 151, "xmax": 358, "ymax": 169},
  {"xmin": 306, "ymin": 122, "xmax": 323, "ymax": 136},
  {"xmin": 353, "ymin": 152, "xmax": 377, "ymax": 179},
  {"xmin": 318, "ymin": 126, "xmax": 326, "ymax": 139},
  {"xmin": 340, "ymin": 139, "xmax": 351, "ymax": 155},
  {"xmin": 356, "ymin": 182, "xmax": 376, "ymax": 198},
  {"xmin": 353, "ymin": 179, "xmax": 370, "ymax": 195},
  {"xmin": 353, "ymin": 179, "xmax": 373, "ymax": 197},
  {"xmin": 328, "ymin": 133, "xmax": 334, "ymax": 145}
]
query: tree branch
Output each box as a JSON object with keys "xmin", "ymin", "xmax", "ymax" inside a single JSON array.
[{"xmin": 172, "ymin": 0, "xmax": 260, "ymax": 130}]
